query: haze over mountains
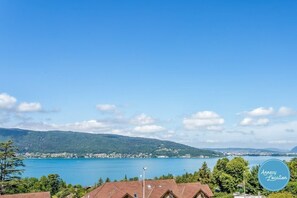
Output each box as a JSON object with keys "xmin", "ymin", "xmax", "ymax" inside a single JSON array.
[
  {"xmin": 291, "ymin": 146, "xmax": 297, "ymax": 153},
  {"xmin": 208, "ymin": 147, "xmax": 295, "ymax": 156},
  {"xmin": 0, "ymin": 128, "xmax": 222, "ymax": 158}
]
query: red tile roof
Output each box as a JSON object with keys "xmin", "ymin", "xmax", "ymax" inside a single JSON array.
[
  {"xmin": 177, "ymin": 183, "xmax": 214, "ymax": 198},
  {"xmin": 0, "ymin": 192, "xmax": 51, "ymax": 198},
  {"xmin": 83, "ymin": 179, "xmax": 213, "ymax": 198}
]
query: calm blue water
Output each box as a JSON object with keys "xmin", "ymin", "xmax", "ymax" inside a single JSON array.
[{"xmin": 23, "ymin": 156, "xmax": 293, "ymax": 186}]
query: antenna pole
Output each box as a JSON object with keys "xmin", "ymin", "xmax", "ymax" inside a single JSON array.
[{"xmin": 143, "ymin": 167, "xmax": 147, "ymax": 198}]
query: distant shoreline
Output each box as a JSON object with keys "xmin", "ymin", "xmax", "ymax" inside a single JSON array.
[{"xmin": 21, "ymin": 154, "xmax": 297, "ymax": 160}]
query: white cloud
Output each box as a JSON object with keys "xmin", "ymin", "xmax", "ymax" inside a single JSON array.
[
  {"xmin": 240, "ymin": 117, "xmax": 253, "ymax": 126},
  {"xmin": 96, "ymin": 104, "xmax": 117, "ymax": 112},
  {"xmin": 205, "ymin": 139, "xmax": 219, "ymax": 143},
  {"xmin": 131, "ymin": 113, "xmax": 155, "ymax": 125},
  {"xmin": 0, "ymin": 93, "xmax": 45, "ymax": 113},
  {"xmin": 239, "ymin": 106, "xmax": 295, "ymax": 126},
  {"xmin": 247, "ymin": 107, "xmax": 274, "ymax": 117},
  {"xmin": 277, "ymin": 106, "xmax": 295, "ymax": 117},
  {"xmin": 240, "ymin": 117, "xmax": 269, "ymax": 126},
  {"xmin": 183, "ymin": 111, "xmax": 224, "ymax": 131},
  {"xmin": 255, "ymin": 118, "xmax": 270, "ymax": 125},
  {"xmin": 62, "ymin": 120, "xmax": 108, "ymax": 132},
  {"xmin": 17, "ymin": 102, "xmax": 42, "ymax": 112},
  {"xmin": 111, "ymin": 129, "xmax": 125, "ymax": 134},
  {"xmin": 19, "ymin": 120, "xmax": 109, "ymax": 133},
  {"xmin": 134, "ymin": 125, "xmax": 165, "ymax": 133},
  {"xmin": 0, "ymin": 93, "xmax": 17, "ymax": 109},
  {"xmin": 182, "ymin": 119, "xmax": 297, "ymax": 149}
]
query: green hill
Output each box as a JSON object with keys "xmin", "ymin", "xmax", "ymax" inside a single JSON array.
[{"xmin": 0, "ymin": 128, "xmax": 222, "ymax": 158}]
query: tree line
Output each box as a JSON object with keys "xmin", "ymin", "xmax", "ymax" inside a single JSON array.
[
  {"xmin": 152, "ymin": 157, "xmax": 297, "ymax": 197},
  {"xmin": 0, "ymin": 140, "xmax": 87, "ymax": 198}
]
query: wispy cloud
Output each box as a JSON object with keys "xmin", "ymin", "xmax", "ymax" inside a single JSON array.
[
  {"xmin": 268, "ymin": 140, "xmax": 297, "ymax": 144},
  {"xmin": 96, "ymin": 104, "xmax": 117, "ymax": 113},
  {"xmin": 240, "ymin": 117, "xmax": 270, "ymax": 126},
  {"xmin": 285, "ymin": 128, "xmax": 295, "ymax": 133},
  {"xmin": 247, "ymin": 107, "xmax": 274, "ymax": 117},
  {"xmin": 16, "ymin": 120, "xmax": 110, "ymax": 133},
  {"xmin": 183, "ymin": 111, "xmax": 224, "ymax": 131},
  {"xmin": 239, "ymin": 106, "xmax": 295, "ymax": 127},
  {"xmin": 17, "ymin": 102, "xmax": 42, "ymax": 112},
  {"xmin": 134, "ymin": 125, "xmax": 166, "ymax": 133},
  {"xmin": 131, "ymin": 113, "xmax": 155, "ymax": 125},
  {"xmin": 0, "ymin": 93, "xmax": 17, "ymax": 109},
  {"xmin": 277, "ymin": 106, "xmax": 295, "ymax": 117},
  {"xmin": 1, "ymin": 93, "xmax": 297, "ymax": 149}
]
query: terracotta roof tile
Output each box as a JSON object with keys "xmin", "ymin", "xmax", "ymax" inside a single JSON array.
[
  {"xmin": 201, "ymin": 184, "xmax": 214, "ymax": 197},
  {"xmin": 0, "ymin": 192, "xmax": 50, "ymax": 198},
  {"xmin": 84, "ymin": 179, "xmax": 213, "ymax": 198}
]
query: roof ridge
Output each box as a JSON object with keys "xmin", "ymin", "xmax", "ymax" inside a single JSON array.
[
  {"xmin": 177, "ymin": 182, "xmax": 202, "ymax": 185},
  {"xmin": 93, "ymin": 183, "xmax": 106, "ymax": 197},
  {"xmin": 112, "ymin": 182, "xmax": 131, "ymax": 196},
  {"xmin": 87, "ymin": 180, "xmax": 213, "ymax": 198},
  {"xmin": 180, "ymin": 186, "xmax": 186, "ymax": 196},
  {"xmin": 147, "ymin": 185, "xmax": 156, "ymax": 198}
]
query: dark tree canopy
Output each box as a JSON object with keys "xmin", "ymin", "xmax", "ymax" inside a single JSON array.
[{"xmin": 0, "ymin": 140, "xmax": 25, "ymax": 194}]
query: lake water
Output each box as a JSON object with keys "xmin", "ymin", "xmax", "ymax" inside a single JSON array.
[{"xmin": 23, "ymin": 156, "xmax": 293, "ymax": 186}]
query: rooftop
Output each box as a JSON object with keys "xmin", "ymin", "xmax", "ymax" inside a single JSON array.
[
  {"xmin": 0, "ymin": 192, "xmax": 50, "ymax": 198},
  {"xmin": 84, "ymin": 179, "xmax": 214, "ymax": 198}
]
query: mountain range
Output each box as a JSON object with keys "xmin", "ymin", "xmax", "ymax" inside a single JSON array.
[
  {"xmin": 208, "ymin": 147, "xmax": 296, "ymax": 155},
  {"xmin": 0, "ymin": 128, "xmax": 222, "ymax": 158}
]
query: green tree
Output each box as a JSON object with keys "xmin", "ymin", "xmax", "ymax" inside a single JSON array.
[
  {"xmin": 47, "ymin": 174, "xmax": 63, "ymax": 195},
  {"xmin": 212, "ymin": 158, "xmax": 229, "ymax": 191},
  {"xmin": 55, "ymin": 184, "xmax": 86, "ymax": 198},
  {"xmin": 268, "ymin": 192, "xmax": 294, "ymax": 198},
  {"xmin": 97, "ymin": 177, "xmax": 104, "ymax": 186},
  {"xmin": 129, "ymin": 177, "xmax": 139, "ymax": 181},
  {"xmin": 245, "ymin": 165, "xmax": 262, "ymax": 195},
  {"xmin": 213, "ymin": 192, "xmax": 233, "ymax": 198},
  {"xmin": 195, "ymin": 162, "xmax": 212, "ymax": 184},
  {"xmin": 219, "ymin": 173, "xmax": 237, "ymax": 193},
  {"xmin": 155, "ymin": 174, "xmax": 174, "ymax": 180},
  {"xmin": 214, "ymin": 158, "xmax": 229, "ymax": 172},
  {"xmin": 176, "ymin": 172, "xmax": 195, "ymax": 183},
  {"xmin": 38, "ymin": 176, "xmax": 49, "ymax": 191},
  {"xmin": 285, "ymin": 182, "xmax": 297, "ymax": 195},
  {"xmin": 0, "ymin": 140, "xmax": 25, "ymax": 194},
  {"xmin": 105, "ymin": 177, "xmax": 110, "ymax": 182},
  {"xmin": 226, "ymin": 157, "xmax": 249, "ymax": 184},
  {"xmin": 288, "ymin": 158, "xmax": 297, "ymax": 182},
  {"xmin": 212, "ymin": 157, "xmax": 249, "ymax": 193}
]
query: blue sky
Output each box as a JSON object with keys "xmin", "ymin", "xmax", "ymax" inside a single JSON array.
[{"xmin": 1, "ymin": 0, "xmax": 297, "ymax": 149}]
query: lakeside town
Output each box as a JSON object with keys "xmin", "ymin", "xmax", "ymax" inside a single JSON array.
[
  {"xmin": 19, "ymin": 151, "xmax": 297, "ymax": 159},
  {"xmin": 20, "ymin": 152, "xmax": 208, "ymax": 159}
]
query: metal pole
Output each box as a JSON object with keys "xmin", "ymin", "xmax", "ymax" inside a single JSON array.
[{"xmin": 143, "ymin": 167, "xmax": 147, "ymax": 198}]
